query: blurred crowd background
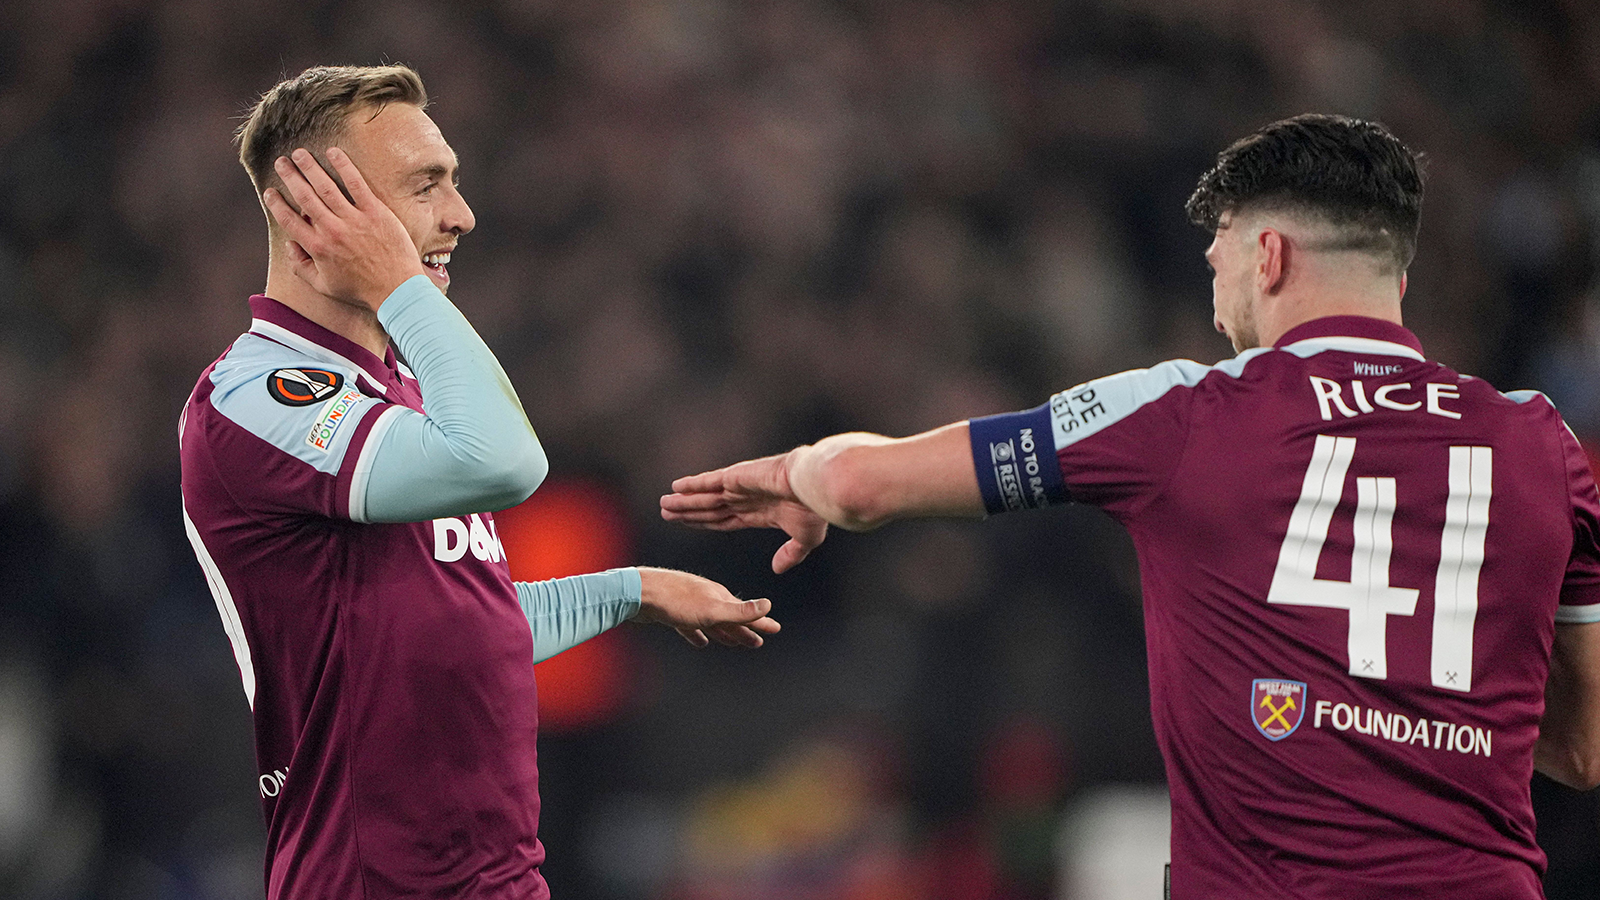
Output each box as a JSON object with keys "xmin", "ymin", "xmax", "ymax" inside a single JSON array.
[{"xmin": 2, "ymin": 0, "xmax": 1600, "ymax": 897}]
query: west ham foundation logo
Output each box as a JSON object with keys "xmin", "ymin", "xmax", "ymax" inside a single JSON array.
[
  {"xmin": 267, "ymin": 368, "xmax": 345, "ymax": 406},
  {"xmin": 1251, "ymin": 679, "xmax": 1307, "ymax": 741}
]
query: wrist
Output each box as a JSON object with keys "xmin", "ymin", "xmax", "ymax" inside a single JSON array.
[
  {"xmin": 374, "ymin": 274, "xmax": 447, "ymax": 328},
  {"xmin": 782, "ymin": 446, "xmax": 819, "ymax": 508},
  {"xmin": 630, "ymin": 567, "xmax": 661, "ymax": 620},
  {"xmin": 365, "ymin": 267, "xmax": 429, "ymax": 312},
  {"xmin": 792, "ymin": 436, "xmax": 891, "ymax": 531}
]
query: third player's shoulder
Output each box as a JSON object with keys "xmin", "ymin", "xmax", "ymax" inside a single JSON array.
[
  {"xmin": 1451, "ymin": 372, "xmax": 1572, "ymax": 425},
  {"xmin": 1494, "ymin": 385, "xmax": 1562, "ymax": 415}
]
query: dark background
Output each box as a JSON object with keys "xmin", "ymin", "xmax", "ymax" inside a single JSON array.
[{"xmin": 1, "ymin": 0, "xmax": 1598, "ymax": 897}]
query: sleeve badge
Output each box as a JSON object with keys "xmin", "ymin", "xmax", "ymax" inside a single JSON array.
[{"xmin": 267, "ymin": 368, "xmax": 345, "ymax": 407}]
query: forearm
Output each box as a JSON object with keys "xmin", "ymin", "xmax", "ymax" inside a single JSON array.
[
  {"xmin": 1535, "ymin": 621, "xmax": 1600, "ymax": 790},
  {"xmin": 786, "ymin": 423, "xmax": 984, "ymax": 531},
  {"xmin": 516, "ymin": 568, "xmax": 642, "ymax": 664},
  {"xmin": 359, "ymin": 276, "xmax": 548, "ymax": 522}
]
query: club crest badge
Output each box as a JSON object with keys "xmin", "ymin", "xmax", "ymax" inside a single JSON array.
[
  {"xmin": 1251, "ymin": 679, "xmax": 1307, "ymax": 741},
  {"xmin": 267, "ymin": 368, "xmax": 345, "ymax": 407}
]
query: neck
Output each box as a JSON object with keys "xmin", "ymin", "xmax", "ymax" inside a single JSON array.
[
  {"xmin": 264, "ymin": 255, "xmax": 390, "ymax": 358},
  {"xmin": 1258, "ymin": 263, "xmax": 1405, "ymax": 347}
]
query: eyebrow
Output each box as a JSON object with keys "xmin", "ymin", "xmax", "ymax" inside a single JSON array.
[{"xmin": 406, "ymin": 155, "xmax": 460, "ymax": 182}]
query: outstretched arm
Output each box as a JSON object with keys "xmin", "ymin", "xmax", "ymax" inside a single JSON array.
[
  {"xmin": 518, "ymin": 567, "xmax": 780, "ymax": 662},
  {"xmin": 661, "ymin": 421, "xmax": 984, "ymax": 573},
  {"xmin": 1536, "ymin": 621, "xmax": 1600, "ymax": 790}
]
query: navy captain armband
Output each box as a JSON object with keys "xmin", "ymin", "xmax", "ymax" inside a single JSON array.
[{"xmin": 968, "ymin": 404, "xmax": 1068, "ymax": 515}]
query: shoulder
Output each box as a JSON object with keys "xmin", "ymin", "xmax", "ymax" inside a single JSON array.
[
  {"xmin": 208, "ymin": 333, "xmax": 354, "ymax": 405},
  {"xmin": 1059, "ymin": 350, "xmax": 1271, "ymax": 409},
  {"xmin": 1046, "ymin": 351, "xmax": 1273, "ymax": 448},
  {"xmin": 194, "ymin": 333, "xmax": 385, "ymax": 471},
  {"xmin": 1499, "ymin": 387, "xmax": 1562, "ymax": 415}
]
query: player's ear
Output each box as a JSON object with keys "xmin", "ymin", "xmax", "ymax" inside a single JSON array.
[{"xmin": 1257, "ymin": 227, "xmax": 1288, "ymax": 296}]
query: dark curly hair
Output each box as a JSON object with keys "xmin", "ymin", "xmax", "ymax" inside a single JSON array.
[{"xmin": 1185, "ymin": 114, "xmax": 1425, "ymax": 273}]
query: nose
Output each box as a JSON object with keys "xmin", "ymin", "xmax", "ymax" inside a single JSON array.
[
  {"xmin": 1214, "ymin": 316, "xmax": 1226, "ymax": 334},
  {"xmin": 444, "ymin": 188, "xmax": 475, "ymax": 236}
]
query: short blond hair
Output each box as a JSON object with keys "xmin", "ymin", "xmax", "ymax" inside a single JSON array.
[{"xmin": 235, "ymin": 64, "xmax": 427, "ymax": 200}]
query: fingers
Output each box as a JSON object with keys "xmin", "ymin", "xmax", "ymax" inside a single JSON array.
[
  {"xmin": 674, "ymin": 617, "xmax": 776, "ymax": 649},
  {"xmin": 667, "ymin": 454, "xmax": 785, "ymax": 495},
  {"xmin": 635, "ymin": 568, "xmax": 782, "ymax": 650},
  {"xmin": 735, "ymin": 597, "xmax": 772, "ymax": 621},
  {"xmin": 706, "ymin": 622, "xmax": 769, "ymax": 648},
  {"xmin": 658, "ymin": 511, "xmax": 738, "ymax": 529},
  {"xmin": 262, "ymin": 188, "xmax": 314, "ymax": 244},
  {"xmin": 657, "ymin": 495, "xmax": 735, "ymax": 525},
  {"xmin": 772, "ymin": 537, "xmax": 814, "ymax": 574},
  {"xmin": 271, "ymin": 153, "xmax": 331, "ymax": 223},
  {"xmin": 287, "ymin": 148, "xmax": 355, "ymax": 217},
  {"xmin": 703, "ymin": 599, "xmax": 779, "ymax": 648},
  {"xmin": 659, "ymin": 491, "xmax": 731, "ymax": 513},
  {"xmin": 325, "ymin": 146, "xmax": 377, "ymax": 211},
  {"xmin": 669, "ymin": 470, "xmax": 727, "ymax": 495},
  {"xmin": 655, "ymin": 503, "xmax": 737, "ymax": 530}
]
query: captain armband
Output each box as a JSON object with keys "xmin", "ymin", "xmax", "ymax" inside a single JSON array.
[{"xmin": 968, "ymin": 404, "xmax": 1069, "ymax": 515}]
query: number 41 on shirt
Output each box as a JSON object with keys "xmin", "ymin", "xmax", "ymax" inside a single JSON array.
[{"xmin": 1268, "ymin": 434, "xmax": 1491, "ymax": 693}]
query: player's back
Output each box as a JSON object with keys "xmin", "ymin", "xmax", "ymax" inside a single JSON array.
[{"xmin": 1042, "ymin": 317, "xmax": 1599, "ymax": 898}]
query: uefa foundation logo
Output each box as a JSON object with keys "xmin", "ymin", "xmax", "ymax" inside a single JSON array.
[{"xmin": 1251, "ymin": 678, "xmax": 1307, "ymax": 741}]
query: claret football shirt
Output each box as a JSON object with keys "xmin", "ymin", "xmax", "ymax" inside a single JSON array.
[
  {"xmin": 180, "ymin": 289, "xmax": 550, "ymax": 900},
  {"xmin": 969, "ymin": 316, "xmax": 1600, "ymax": 899}
]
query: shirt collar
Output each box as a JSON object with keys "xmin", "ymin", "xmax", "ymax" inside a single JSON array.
[
  {"xmin": 1273, "ymin": 315, "xmax": 1426, "ymax": 361},
  {"xmin": 247, "ymin": 295, "xmax": 399, "ymax": 395}
]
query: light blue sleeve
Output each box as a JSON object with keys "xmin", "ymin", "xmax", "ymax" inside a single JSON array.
[
  {"xmin": 356, "ymin": 275, "xmax": 549, "ymax": 523},
  {"xmin": 517, "ymin": 567, "xmax": 643, "ymax": 663}
]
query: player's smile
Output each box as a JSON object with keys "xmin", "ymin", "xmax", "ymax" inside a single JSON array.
[{"xmin": 423, "ymin": 247, "xmax": 454, "ymax": 288}]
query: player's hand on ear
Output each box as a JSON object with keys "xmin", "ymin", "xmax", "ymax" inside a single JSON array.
[
  {"xmin": 660, "ymin": 453, "xmax": 830, "ymax": 573},
  {"xmin": 261, "ymin": 146, "xmax": 427, "ymax": 312},
  {"xmin": 631, "ymin": 567, "xmax": 780, "ymax": 649}
]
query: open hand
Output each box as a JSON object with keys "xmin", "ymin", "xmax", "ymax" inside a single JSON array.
[
  {"xmin": 633, "ymin": 567, "xmax": 781, "ymax": 648},
  {"xmin": 261, "ymin": 146, "xmax": 427, "ymax": 311},
  {"xmin": 660, "ymin": 453, "xmax": 830, "ymax": 574}
]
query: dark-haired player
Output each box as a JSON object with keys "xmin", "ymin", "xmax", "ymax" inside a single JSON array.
[
  {"xmin": 181, "ymin": 65, "xmax": 779, "ymax": 900},
  {"xmin": 662, "ymin": 114, "xmax": 1600, "ymax": 898}
]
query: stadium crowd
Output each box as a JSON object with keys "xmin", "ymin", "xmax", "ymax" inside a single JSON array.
[{"xmin": 0, "ymin": 0, "xmax": 1598, "ymax": 897}]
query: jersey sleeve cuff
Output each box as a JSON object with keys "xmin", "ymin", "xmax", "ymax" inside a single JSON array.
[
  {"xmin": 1556, "ymin": 603, "xmax": 1600, "ymax": 625},
  {"xmin": 968, "ymin": 404, "xmax": 1068, "ymax": 515},
  {"xmin": 616, "ymin": 566, "xmax": 643, "ymax": 618},
  {"xmin": 374, "ymin": 274, "xmax": 447, "ymax": 331},
  {"xmin": 344, "ymin": 404, "xmax": 405, "ymax": 523}
]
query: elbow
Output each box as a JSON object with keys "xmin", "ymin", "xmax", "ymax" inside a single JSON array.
[
  {"xmin": 478, "ymin": 429, "xmax": 548, "ymax": 510},
  {"xmin": 1563, "ymin": 752, "xmax": 1600, "ymax": 791},
  {"xmin": 1552, "ymin": 760, "xmax": 1600, "ymax": 792},
  {"xmin": 1537, "ymin": 738, "xmax": 1600, "ymax": 791}
]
